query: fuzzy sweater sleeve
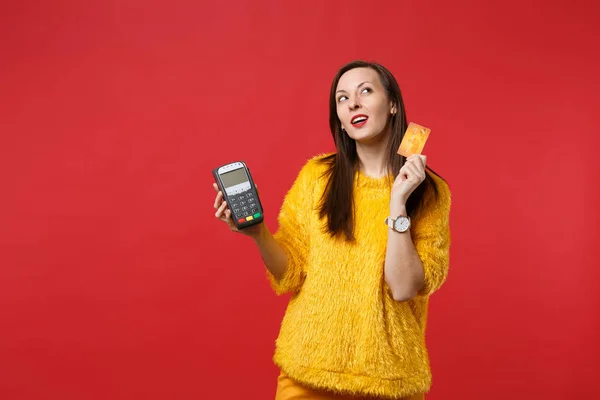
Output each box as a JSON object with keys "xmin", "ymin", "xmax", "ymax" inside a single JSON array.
[
  {"xmin": 413, "ymin": 175, "xmax": 452, "ymax": 297},
  {"xmin": 265, "ymin": 159, "xmax": 316, "ymax": 295}
]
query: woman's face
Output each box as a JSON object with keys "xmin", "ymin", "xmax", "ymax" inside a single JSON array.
[{"xmin": 335, "ymin": 67, "xmax": 395, "ymax": 144}]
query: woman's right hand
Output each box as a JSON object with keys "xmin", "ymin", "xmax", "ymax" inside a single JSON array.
[{"xmin": 213, "ymin": 183, "xmax": 264, "ymax": 238}]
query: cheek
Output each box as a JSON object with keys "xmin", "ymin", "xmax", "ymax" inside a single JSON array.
[
  {"xmin": 363, "ymin": 98, "xmax": 386, "ymax": 117},
  {"xmin": 375, "ymin": 103, "xmax": 392, "ymax": 123},
  {"xmin": 369, "ymin": 106, "xmax": 388, "ymax": 127}
]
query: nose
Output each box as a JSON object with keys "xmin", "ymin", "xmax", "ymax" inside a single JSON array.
[{"xmin": 348, "ymin": 96, "xmax": 361, "ymax": 110}]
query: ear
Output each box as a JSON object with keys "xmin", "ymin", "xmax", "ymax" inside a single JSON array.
[{"xmin": 390, "ymin": 102, "xmax": 397, "ymax": 115}]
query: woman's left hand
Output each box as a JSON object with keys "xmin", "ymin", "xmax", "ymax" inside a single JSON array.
[{"xmin": 391, "ymin": 155, "xmax": 427, "ymax": 206}]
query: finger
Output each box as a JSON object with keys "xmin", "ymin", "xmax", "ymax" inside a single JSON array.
[
  {"xmin": 405, "ymin": 156, "xmax": 419, "ymax": 170},
  {"xmin": 398, "ymin": 164, "xmax": 410, "ymax": 179},
  {"xmin": 407, "ymin": 156, "xmax": 426, "ymax": 174},
  {"xmin": 407, "ymin": 154, "xmax": 427, "ymax": 170},
  {"xmin": 411, "ymin": 161, "xmax": 426, "ymax": 179},
  {"xmin": 412, "ymin": 164, "xmax": 426, "ymax": 181},
  {"xmin": 404, "ymin": 162, "xmax": 417, "ymax": 175},
  {"xmin": 405, "ymin": 163, "xmax": 423, "ymax": 182},
  {"xmin": 213, "ymin": 191, "xmax": 223, "ymax": 209},
  {"xmin": 213, "ymin": 183, "xmax": 219, "ymax": 193},
  {"xmin": 215, "ymin": 200, "xmax": 227, "ymax": 219},
  {"xmin": 215, "ymin": 200, "xmax": 228, "ymax": 219},
  {"xmin": 224, "ymin": 209, "xmax": 234, "ymax": 223},
  {"xmin": 224, "ymin": 209, "xmax": 238, "ymax": 231}
]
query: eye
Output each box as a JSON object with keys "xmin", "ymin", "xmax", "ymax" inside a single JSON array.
[
  {"xmin": 361, "ymin": 87, "xmax": 372, "ymax": 94},
  {"xmin": 338, "ymin": 95, "xmax": 348, "ymax": 102}
]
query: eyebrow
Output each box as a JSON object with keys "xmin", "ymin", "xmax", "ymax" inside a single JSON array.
[{"xmin": 336, "ymin": 81, "xmax": 373, "ymax": 94}]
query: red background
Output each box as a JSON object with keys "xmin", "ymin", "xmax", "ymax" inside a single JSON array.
[{"xmin": 1, "ymin": 1, "xmax": 599, "ymax": 399}]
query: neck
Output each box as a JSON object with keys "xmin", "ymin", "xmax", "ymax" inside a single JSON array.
[{"xmin": 355, "ymin": 130, "xmax": 391, "ymax": 178}]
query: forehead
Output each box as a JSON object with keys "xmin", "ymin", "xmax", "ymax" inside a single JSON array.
[{"xmin": 336, "ymin": 67, "xmax": 381, "ymax": 91}]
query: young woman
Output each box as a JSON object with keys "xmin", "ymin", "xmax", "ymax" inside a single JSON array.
[{"xmin": 212, "ymin": 60, "xmax": 451, "ymax": 400}]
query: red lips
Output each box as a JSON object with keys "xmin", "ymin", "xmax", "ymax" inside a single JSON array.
[{"xmin": 351, "ymin": 114, "xmax": 368, "ymax": 128}]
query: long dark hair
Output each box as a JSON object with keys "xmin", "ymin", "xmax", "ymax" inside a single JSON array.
[{"xmin": 318, "ymin": 60, "xmax": 443, "ymax": 241}]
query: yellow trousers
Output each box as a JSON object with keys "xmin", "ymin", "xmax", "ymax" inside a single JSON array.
[{"xmin": 275, "ymin": 372, "xmax": 425, "ymax": 400}]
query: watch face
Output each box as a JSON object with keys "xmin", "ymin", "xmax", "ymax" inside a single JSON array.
[{"xmin": 394, "ymin": 216, "xmax": 410, "ymax": 232}]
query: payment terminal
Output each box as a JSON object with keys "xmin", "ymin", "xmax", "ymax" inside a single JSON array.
[{"xmin": 212, "ymin": 161, "xmax": 264, "ymax": 229}]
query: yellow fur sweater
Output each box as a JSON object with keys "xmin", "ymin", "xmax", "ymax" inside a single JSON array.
[{"xmin": 266, "ymin": 154, "xmax": 451, "ymax": 399}]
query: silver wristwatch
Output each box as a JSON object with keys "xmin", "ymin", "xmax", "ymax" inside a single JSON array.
[{"xmin": 384, "ymin": 215, "xmax": 411, "ymax": 233}]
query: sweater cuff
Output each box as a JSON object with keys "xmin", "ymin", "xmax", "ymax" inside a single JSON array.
[{"xmin": 265, "ymin": 235, "xmax": 306, "ymax": 295}]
